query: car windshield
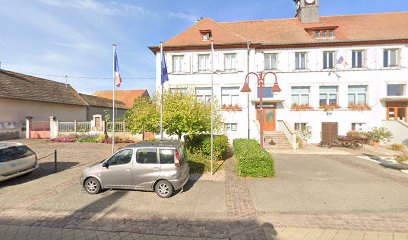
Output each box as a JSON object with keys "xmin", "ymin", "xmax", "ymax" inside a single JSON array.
[{"xmin": 0, "ymin": 146, "xmax": 35, "ymax": 162}]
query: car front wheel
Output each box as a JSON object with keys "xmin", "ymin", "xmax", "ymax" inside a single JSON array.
[
  {"xmin": 84, "ymin": 177, "xmax": 101, "ymax": 194},
  {"xmin": 155, "ymin": 180, "xmax": 173, "ymax": 198}
]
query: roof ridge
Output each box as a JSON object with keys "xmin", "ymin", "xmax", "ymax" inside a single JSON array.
[{"xmin": 219, "ymin": 11, "xmax": 408, "ymax": 24}]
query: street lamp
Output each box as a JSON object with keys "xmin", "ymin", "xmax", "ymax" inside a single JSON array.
[{"xmin": 241, "ymin": 72, "xmax": 281, "ymax": 148}]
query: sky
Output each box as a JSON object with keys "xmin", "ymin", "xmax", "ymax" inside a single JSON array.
[{"xmin": 1, "ymin": 0, "xmax": 408, "ymax": 96}]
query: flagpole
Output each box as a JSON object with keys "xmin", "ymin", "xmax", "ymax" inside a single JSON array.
[
  {"xmin": 112, "ymin": 44, "xmax": 116, "ymax": 154},
  {"xmin": 160, "ymin": 42, "xmax": 164, "ymax": 141},
  {"xmin": 210, "ymin": 40, "xmax": 214, "ymax": 176}
]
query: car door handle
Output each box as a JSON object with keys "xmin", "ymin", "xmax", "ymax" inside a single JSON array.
[
  {"xmin": 153, "ymin": 167, "xmax": 160, "ymax": 170},
  {"xmin": 126, "ymin": 168, "xmax": 131, "ymax": 172}
]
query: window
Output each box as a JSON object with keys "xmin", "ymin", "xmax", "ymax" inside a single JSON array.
[
  {"xmin": 224, "ymin": 123, "xmax": 238, "ymax": 132},
  {"xmin": 200, "ymin": 30, "xmax": 212, "ymax": 41},
  {"xmin": 294, "ymin": 123, "xmax": 307, "ymax": 131},
  {"xmin": 257, "ymin": 87, "xmax": 274, "ymax": 98},
  {"xmin": 352, "ymin": 50, "xmax": 364, "ymax": 68},
  {"xmin": 314, "ymin": 30, "xmax": 335, "ymax": 38},
  {"xmin": 0, "ymin": 146, "xmax": 35, "ymax": 162},
  {"xmin": 291, "ymin": 86, "xmax": 310, "ymax": 106},
  {"xmin": 172, "ymin": 55, "xmax": 184, "ymax": 73},
  {"xmin": 323, "ymin": 51, "xmax": 335, "ymax": 69},
  {"xmin": 295, "ymin": 52, "xmax": 307, "ymax": 70},
  {"xmin": 136, "ymin": 148, "xmax": 158, "ymax": 164},
  {"xmin": 221, "ymin": 87, "xmax": 239, "ymax": 106},
  {"xmin": 198, "ymin": 54, "xmax": 210, "ymax": 72},
  {"xmin": 106, "ymin": 149, "xmax": 133, "ymax": 166},
  {"xmin": 224, "ymin": 53, "xmax": 236, "ymax": 71},
  {"xmin": 383, "ymin": 49, "xmax": 399, "ymax": 67},
  {"xmin": 319, "ymin": 86, "xmax": 338, "ymax": 106},
  {"xmin": 387, "ymin": 84, "xmax": 405, "ymax": 96},
  {"xmin": 264, "ymin": 53, "xmax": 278, "ymax": 70},
  {"xmin": 195, "ymin": 87, "xmax": 212, "ymax": 103},
  {"xmin": 159, "ymin": 149, "xmax": 175, "ymax": 164},
  {"xmin": 348, "ymin": 85, "xmax": 367, "ymax": 105},
  {"xmin": 170, "ymin": 88, "xmax": 188, "ymax": 94},
  {"xmin": 352, "ymin": 123, "xmax": 366, "ymax": 131}
]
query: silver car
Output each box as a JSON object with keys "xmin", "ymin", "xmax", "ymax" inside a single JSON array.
[
  {"xmin": 80, "ymin": 141, "xmax": 190, "ymax": 198},
  {"xmin": 0, "ymin": 142, "xmax": 38, "ymax": 182}
]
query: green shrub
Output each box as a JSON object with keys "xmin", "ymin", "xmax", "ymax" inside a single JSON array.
[
  {"xmin": 187, "ymin": 152, "xmax": 220, "ymax": 174},
  {"xmin": 367, "ymin": 127, "xmax": 393, "ymax": 143},
  {"xmin": 233, "ymin": 139, "xmax": 275, "ymax": 178},
  {"xmin": 396, "ymin": 152, "xmax": 408, "ymax": 162},
  {"xmin": 77, "ymin": 135, "xmax": 99, "ymax": 143},
  {"xmin": 391, "ymin": 144, "xmax": 405, "ymax": 151},
  {"xmin": 185, "ymin": 134, "xmax": 229, "ymax": 160}
]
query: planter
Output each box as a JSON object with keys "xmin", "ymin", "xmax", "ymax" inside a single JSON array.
[{"xmin": 300, "ymin": 140, "xmax": 307, "ymax": 147}]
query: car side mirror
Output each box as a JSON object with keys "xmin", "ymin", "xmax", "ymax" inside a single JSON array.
[{"xmin": 103, "ymin": 161, "xmax": 109, "ymax": 168}]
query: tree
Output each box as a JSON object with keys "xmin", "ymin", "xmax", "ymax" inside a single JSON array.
[
  {"xmin": 125, "ymin": 96, "xmax": 160, "ymax": 135},
  {"xmin": 162, "ymin": 90, "xmax": 223, "ymax": 140},
  {"xmin": 125, "ymin": 90, "xmax": 223, "ymax": 140}
]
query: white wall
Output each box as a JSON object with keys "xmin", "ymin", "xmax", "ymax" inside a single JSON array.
[
  {"xmin": 0, "ymin": 98, "xmax": 87, "ymax": 122},
  {"xmin": 156, "ymin": 43, "xmax": 408, "ymax": 143}
]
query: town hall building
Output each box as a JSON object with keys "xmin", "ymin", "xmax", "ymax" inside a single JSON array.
[{"xmin": 149, "ymin": 0, "xmax": 408, "ymax": 148}]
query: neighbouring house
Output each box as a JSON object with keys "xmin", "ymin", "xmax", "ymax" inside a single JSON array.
[
  {"xmin": 78, "ymin": 93, "xmax": 128, "ymax": 121},
  {"xmin": 93, "ymin": 89, "xmax": 150, "ymax": 108},
  {"xmin": 149, "ymin": 0, "xmax": 408, "ymax": 147},
  {"xmin": 0, "ymin": 69, "xmax": 128, "ymax": 140}
]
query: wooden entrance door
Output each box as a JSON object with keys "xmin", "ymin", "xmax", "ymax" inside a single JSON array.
[
  {"xmin": 257, "ymin": 108, "xmax": 276, "ymax": 131},
  {"xmin": 321, "ymin": 122, "xmax": 338, "ymax": 145},
  {"xmin": 386, "ymin": 102, "xmax": 408, "ymax": 122}
]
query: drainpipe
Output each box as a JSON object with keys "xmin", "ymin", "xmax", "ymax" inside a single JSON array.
[{"xmin": 247, "ymin": 41, "xmax": 251, "ymax": 139}]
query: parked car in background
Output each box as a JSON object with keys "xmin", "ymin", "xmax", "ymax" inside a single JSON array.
[
  {"xmin": 80, "ymin": 141, "xmax": 190, "ymax": 198},
  {"xmin": 0, "ymin": 142, "xmax": 38, "ymax": 182}
]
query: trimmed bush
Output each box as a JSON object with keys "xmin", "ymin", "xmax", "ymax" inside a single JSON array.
[
  {"xmin": 233, "ymin": 139, "xmax": 275, "ymax": 177},
  {"xmin": 185, "ymin": 134, "xmax": 229, "ymax": 160}
]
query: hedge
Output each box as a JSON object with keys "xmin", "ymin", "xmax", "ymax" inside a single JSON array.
[
  {"xmin": 233, "ymin": 139, "xmax": 275, "ymax": 177},
  {"xmin": 185, "ymin": 134, "xmax": 229, "ymax": 160}
]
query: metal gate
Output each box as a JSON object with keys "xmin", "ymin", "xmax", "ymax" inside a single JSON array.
[{"xmin": 30, "ymin": 121, "xmax": 50, "ymax": 139}]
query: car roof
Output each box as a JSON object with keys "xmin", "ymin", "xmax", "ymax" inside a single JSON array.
[
  {"xmin": 0, "ymin": 142, "xmax": 24, "ymax": 150},
  {"xmin": 126, "ymin": 140, "xmax": 183, "ymax": 149}
]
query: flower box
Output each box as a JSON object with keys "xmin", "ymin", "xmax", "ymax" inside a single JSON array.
[
  {"xmin": 222, "ymin": 104, "xmax": 243, "ymax": 112},
  {"xmin": 348, "ymin": 104, "xmax": 371, "ymax": 111},
  {"xmin": 291, "ymin": 104, "xmax": 315, "ymax": 111},
  {"xmin": 319, "ymin": 103, "xmax": 341, "ymax": 112}
]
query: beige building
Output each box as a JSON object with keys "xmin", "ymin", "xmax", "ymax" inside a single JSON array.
[{"xmin": 0, "ymin": 70, "xmax": 127, "ymax": 140}]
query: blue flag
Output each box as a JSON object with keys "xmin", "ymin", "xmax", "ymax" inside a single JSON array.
[{"xmin": 161, "ymin": 51, "xmax": 169, "ymax": 85}]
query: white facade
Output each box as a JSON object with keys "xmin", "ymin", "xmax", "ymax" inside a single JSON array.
[{"xmin": 155, "ymin": 44, "xmax": 408, "ymax": 143}]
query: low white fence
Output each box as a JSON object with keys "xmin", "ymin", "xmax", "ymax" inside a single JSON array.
[
  {"xmin": 58, "ymin": 121, "xmax": 91, "ymax": 133},
  {"xmin": 107, "ymin": 122, "xmax": 128, "ymax": 132}
]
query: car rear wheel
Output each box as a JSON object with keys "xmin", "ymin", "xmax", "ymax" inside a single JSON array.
[
  {"xmin": 84, "ymin": 177, "xmax": 101, "ymax": 194},
  {"xmin": 155, "ymin": 180, "xmax": 173, "ymax": 198}
]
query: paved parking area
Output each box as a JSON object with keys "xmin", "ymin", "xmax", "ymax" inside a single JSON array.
[{"xmin": 1, "ymin": 140, "xmax": 408, "ymax": 239}]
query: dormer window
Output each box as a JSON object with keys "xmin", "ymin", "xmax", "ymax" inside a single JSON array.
[
  {"xmin": 305, "ymin": 26, "xmax": 337, "ymax": 39},
  {"xmin": 200, "ymin": 30, "xmax": 212, "ymax": 41}
]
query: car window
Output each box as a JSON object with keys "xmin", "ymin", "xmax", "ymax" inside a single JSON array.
[
  {"xmin": 0, "ymin": 146, "xmax": 35, "ymax": 162},
  {"xmin": 178, "ymin": 145, "xmax": 187, "ymax": 165},
  {"xmin": 106, "ymin": 149, "xmax": 133, "ymax": 166},
  {"xmin": 159, "ymin": 149, "xmax": 175, "ymax": 164},
  {"xmin": 136, "ymin": 148, "xmax": 158, "ymax": 164}
]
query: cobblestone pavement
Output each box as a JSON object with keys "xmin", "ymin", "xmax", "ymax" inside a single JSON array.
[{"xmin": 1, "ymin": 140, "xmax": 408, "ymax": 239}]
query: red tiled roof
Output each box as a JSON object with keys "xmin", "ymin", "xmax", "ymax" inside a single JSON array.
[
  {"xmin": 151, "ymin": 12, "xmax": 408, "ymax": 50},
  {"xmin": 93, "ymin": 90, "xmax": 149, "ymax": 108}
]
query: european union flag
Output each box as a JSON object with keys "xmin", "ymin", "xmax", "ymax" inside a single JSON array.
[{"xmin": 161, "ymin": 51, "xmax": 169, "ymax": 85}]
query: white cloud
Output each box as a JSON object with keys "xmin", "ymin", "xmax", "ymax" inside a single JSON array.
[{"xmin": 38, "ymin": 0, "xmax": 197, "ymax": 22}]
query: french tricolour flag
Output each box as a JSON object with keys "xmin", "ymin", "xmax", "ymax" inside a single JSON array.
[{"xmin": 114, "ymin": 51, "xmax": 122, "ymax": 87}]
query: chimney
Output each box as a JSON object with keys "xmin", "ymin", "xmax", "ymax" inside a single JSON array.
[{"xmin": 294, "ymin": 0, "xmax": 320, "ymax": 23}]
